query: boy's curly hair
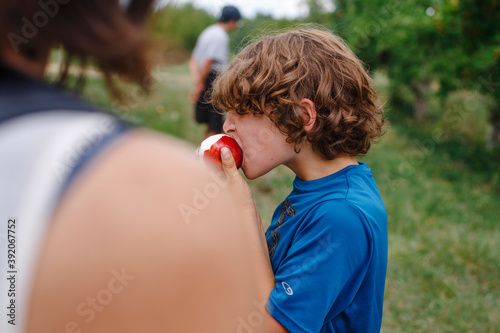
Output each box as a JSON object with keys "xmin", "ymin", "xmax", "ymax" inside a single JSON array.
[{"xmin": 211, "ymin": 28, "xmax": 384, "ymax": 159}]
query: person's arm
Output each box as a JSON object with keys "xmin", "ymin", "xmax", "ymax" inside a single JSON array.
[
  {"xmin": 189, "ymin": 56, "xmax": 200, "ymax": 84},
  {"xmin": 189, "ymin": 56, "xmax": 202, "ymax": 103},
  {"xmin": 220, "ymin": 148, "xmax": 289, "ymax": 333},
  {"xmin": 189, "ymin": 57, "xmax": 214, "ymax": 103},
  {"xmin": 198, "ymin": 58, "xmax": 214, "ymax": 86}
]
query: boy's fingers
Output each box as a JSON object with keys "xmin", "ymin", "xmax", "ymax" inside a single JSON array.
[
  {"xmin": 220, "ymin": 147, "xmax": 254, "ymax": 210},
  {"xmin": 221, "ymin": 147, "xmax": 236, "ymax": 172}
]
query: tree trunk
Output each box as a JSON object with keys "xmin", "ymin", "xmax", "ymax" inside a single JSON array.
[{"xmin": 413, "ymin": 81, "xmax": 431, "ymax": 122}]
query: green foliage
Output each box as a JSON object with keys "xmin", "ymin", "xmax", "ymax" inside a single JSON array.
[
  {"xmin": 332, "ymin": 0, "xmax": 500, "ymax": 147},
  {"xmin": 147, "ymin": 3, "xmax": 216, "ymax": 52},
  {"xmin": 434, "ymin": 90, "xmax": 492, "ymax": 145},
  {"xmin": 436, "ymin": 0, "xmax": 500, "ymax": 125},
  {"xmin": 334, "ymin": 0, "xmax": 445, "ymax": 121},
  {"xmin": 229, "ymin": 14, "xmax": 305, "ymax": 55}
]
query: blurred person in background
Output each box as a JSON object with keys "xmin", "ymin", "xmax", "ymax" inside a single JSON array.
[
  {"xmin": 0, "ymin": 1, "xmax": 273, "ymax": 332},
  {"xmin": 189, "ymin": 5, "xmax": 241, "ymax": 139}
]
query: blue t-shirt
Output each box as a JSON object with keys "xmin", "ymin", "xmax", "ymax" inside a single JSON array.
[{"xmin": 265, "ymin": 163, "xmax": 387, "ymax": 333}]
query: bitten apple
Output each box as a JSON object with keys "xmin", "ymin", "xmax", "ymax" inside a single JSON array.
[{"xmin": 198, "ymin": 134, "xmax": 243, "ymax": 169}]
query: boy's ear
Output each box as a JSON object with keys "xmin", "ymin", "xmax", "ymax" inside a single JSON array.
[{"xmin": 300, "ymin": 98, "xmax": 317, "ymax": 132}]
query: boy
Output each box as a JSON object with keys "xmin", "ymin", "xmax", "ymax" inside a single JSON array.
[{"xmin": 212, "ymin": 28, "xmax": 388, "ymax": 332}]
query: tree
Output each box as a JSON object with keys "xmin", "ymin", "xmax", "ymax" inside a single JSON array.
[
  {"xmin": 334, "ymin": 0, "xmax": 442, "ymax": 122},
  {"xmin": 147, "ymin": 3, "xmax": 215, "ymax": 53},
  {"xmin": 305, "ymin": 0, "xmax": 335, "ymax": 24},
  {"xmin": 333, "ymin": 0, "xmax": 500, "ymax": 149},
  {"xmin": 436, "ymin": 0, "xmax": 500, "ymax": 148}
]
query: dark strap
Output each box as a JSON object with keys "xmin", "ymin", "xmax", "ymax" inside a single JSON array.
[
  {"xmin": 60, "ymin": 122, "xmax": 131, "ymax": 194},
  {"xmin": 0, "ymin": 66, "xmax": 99, "ymax": 123}
]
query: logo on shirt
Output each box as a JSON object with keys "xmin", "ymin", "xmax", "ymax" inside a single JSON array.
[
  {"xmin": 282, "ymin": 282, "xmax": 293, "ymax": 295},
  {"xmin": 267, "ymin": 199, "xmax": 296, "ymax": 261}
]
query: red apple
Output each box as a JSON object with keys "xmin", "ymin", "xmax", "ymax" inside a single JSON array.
[{"xmin": 198, "ymin": 134, "xmax": 243, "ymax": 169}]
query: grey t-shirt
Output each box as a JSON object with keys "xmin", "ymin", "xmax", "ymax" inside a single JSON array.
[{"xmin": 192, "ymin": 24, "xmax": 229, "ymax": 72}]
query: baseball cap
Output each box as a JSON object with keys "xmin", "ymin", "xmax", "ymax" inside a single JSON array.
[{"xmin": 219, "ymin": 5, "xmax": 241, "ymax": 22}]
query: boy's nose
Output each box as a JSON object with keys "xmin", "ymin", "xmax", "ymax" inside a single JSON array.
[{"xmin": 223, "ymin": 113, "xmax": 235, "ymax": 134}]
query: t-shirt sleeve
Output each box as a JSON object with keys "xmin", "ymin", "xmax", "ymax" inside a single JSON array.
[{"xmin": 266, "ymin": 200, "xmax": 373, "ymax": 333}]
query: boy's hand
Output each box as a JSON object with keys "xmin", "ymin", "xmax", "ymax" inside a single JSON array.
[
  {"xmin": 220, "ymin": 147, "xmax": 252, "ymax": 204},
  {"xmin": 221, "ymin": 148, "xmax": 273, "ymax": 270},
  {"xmin": 220, "ymin": 147, "xmax": 262, "ymax": 228}
]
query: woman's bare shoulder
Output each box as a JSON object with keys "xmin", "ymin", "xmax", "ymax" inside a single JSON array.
[{"xmin": 27, "ymin": 129, "xmax": 263, "ymax": 333}]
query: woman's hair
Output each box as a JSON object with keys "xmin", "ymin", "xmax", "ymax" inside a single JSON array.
[
  {"xmin": 212, "ymin": 27, "xmax": 385, "ymax": 159},
  {"xmin": 0, "ymin": 0, "xmax": 155, "ymax": 89}
]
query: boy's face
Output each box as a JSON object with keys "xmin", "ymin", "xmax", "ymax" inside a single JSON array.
[{"xmin": 223, "ymin": 111, "xmax": 295, "ymax": 180}]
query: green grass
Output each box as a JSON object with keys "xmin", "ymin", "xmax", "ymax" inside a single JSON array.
[
  {"xmin": 76, "ymin": 63, "xmax": 499, "ymax": 332},
  {"xmin": 362, "ymin": 126, "xmax": 500, "ymax": 332}
]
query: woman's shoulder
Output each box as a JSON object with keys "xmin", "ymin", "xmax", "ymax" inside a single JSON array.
[{"xmin": 28, "ymin": 128, "xmax": 264, "ymax": 332}]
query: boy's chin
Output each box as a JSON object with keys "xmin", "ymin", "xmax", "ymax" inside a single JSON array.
[
  {"xmin": 242, "ymin": 166, "xmax": 269, "ymax": 180},
  {"xmin": 242, "ymin": 170, "xmax": 258, "ymax": 180}
]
